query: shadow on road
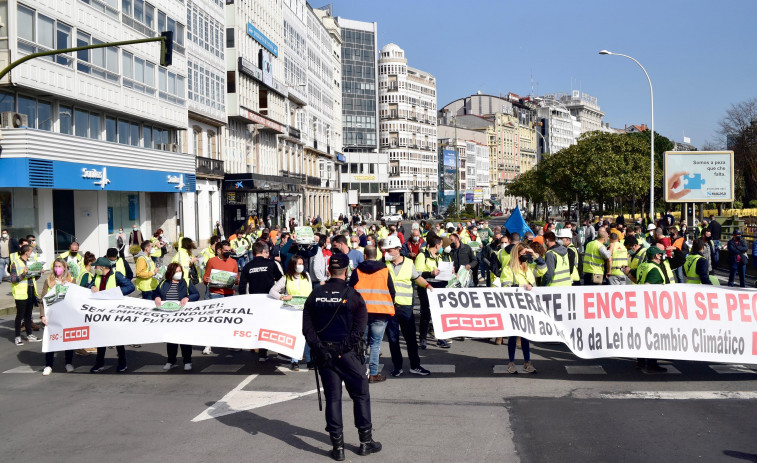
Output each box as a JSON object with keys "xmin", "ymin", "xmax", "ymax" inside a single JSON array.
[{"xmin": 724, "ymin": 450, "xmax": 757, "ymax": 462}]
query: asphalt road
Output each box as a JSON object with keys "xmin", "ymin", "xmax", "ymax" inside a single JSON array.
[{"xmin": 2, "ymin": 307, "xmax": 757, "ymax": 463}]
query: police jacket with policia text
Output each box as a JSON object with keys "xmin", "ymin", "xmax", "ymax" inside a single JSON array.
[
  {"xmin": 238, "ymin": 256, "xmax": 283, "ymax": 294},
  {"xmin": 302, "ymin": 278, "xmax": 368, "ymax": 355}
]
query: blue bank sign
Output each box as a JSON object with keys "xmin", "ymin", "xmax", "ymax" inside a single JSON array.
[{"xmin": 247, "ymin": 23, "xmax": 278, "ymax": 57}]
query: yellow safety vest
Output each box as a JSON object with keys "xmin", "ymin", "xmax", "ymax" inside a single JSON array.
[
  {"xmin": 136, "ymin": 255, "xmax": 158, "ymax": 292},
  {"xmin": 285, "ymin": 274, "xmax": 312, "ymax": 298},
  {"xmin": 499, "ymin": 246, "xmax": 513, "ymax": 272},
  {"xmin": 387, "ymin": 258, "xmax": 415, "ymax": 306},
  {"xmin": 582, "ymin": 240, "xmax": 606, "ymax": 275},
  {"xmin": 114, "ymin": 257, "xmax": 127, "ymax": 277},
  {"xmin": 172, "ymin": 248, "xmax": 193, "ymax": 284},
  {"xmin": 684, "ymin": 254, "xmax": 703, "ymax": 284},
  {"xmin": 92, "ymin": 272, "xmax": 118, "ymax": 290},
  {"xmin": 609, "ymin": 243, "xmax": 629, "ymax": 277},
  {"xmin": 662, "ymin": 260, "xmax": 676, "ymax": 284},
  {"xmin": 566, "ymin": 244, "xmax": 580, "ymax": 282},
  {"xmin": 10, "ymin": 258, "xmax": 39, "ymax": 300},
  {"xmin": 511, "ymin": 266, "xmax": 536, "ymax": 287},
  {"xmin": 546, "ymin": 249, "xmax": 572, "ymax": 286},
  {"xmin": 77, "ymin": 270, "xmax": 93, "ymax": 287},
  {"xmin": 201, "ymin": 246, "xmax": 215, "ymax": 263},
  {"xmin": 637, "ymin": 262, "xmax": 665, "ymax": 285},
  {"xmin": 150, "ymin": 238, "xmax": 162, "ymax": 257},
  {"xmin": 628, "ymin": 247, "xmax": 646, "ymax": 271},
  {"xmin": 377, "ymin": 227, "xmax": 389, "ymax": 240}
]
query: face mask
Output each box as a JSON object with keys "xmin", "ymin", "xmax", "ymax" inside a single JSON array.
[
  {"xmin": 451, "ymin": 242, "xmax": 458, "ymax": 249},
  {"xmin": 119, "ymin": 230, "xmax": 123, "ymax": 233},
  {"xmin": 367, "ymin": 241, "xmax": 374, "ymax": 247},
  {"xmin": 133, "ymin": 227, "xmax": 137, "ymax": 231},
  {"xmin": 222, "ymin": 251, "xmax": 231, "ymax": 258},
  {"xmin": 1, "ymin": 233, "xmax": 7, "ymax": 239},
  {"xmin": 413, "ymin": 236, "xmax": 419, "ymax": 242},
  {"xmin": 95, "ymin": 268, "xmax": 104, "ymax": 275},
  {"xmin": 70, "ymin": 251, "xmax": 78, "ymax": 256},
  {"xmin": 471, "ymin": 231, "xmax": 477, "ymax": 236},
  {"xmin": 444, "ymin": 246, "xmax": 452, "ymax": 254},
  {"xmin": 351, "ymin": 242, "xmax": 359, "ymax": 249},
  {"xmin": 326, "ymin": 244, "xmax": 331, "ymax": 250},
  {"xmin": 384, "ymin": 252, "xmax": 395, "ymax": 262},
  {"xmin": 519, "ymin": 254, "xmax": 532, "ymax": 264},
  {"xmin": 501, "ymin": 243, "xmax": 508, "ymax": 249},
  {"xmin": 173, "ymin": 272, "xmax": 182, "ymax": 281},
  {"xmin": 295, "ymin": 264, "xmax": 305, "ymax": 274},
  {"xmin": 54, "ymin": 267, "xmax": 64, "ymax": 276}
]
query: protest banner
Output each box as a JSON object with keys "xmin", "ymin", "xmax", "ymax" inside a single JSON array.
[
  {"xmin": 430, "ymin": 285, "xmax": 757, "ymax": 364},
  {"xmin": 41, "ymin": 285, "xmax": 306, "ymax": 359}
]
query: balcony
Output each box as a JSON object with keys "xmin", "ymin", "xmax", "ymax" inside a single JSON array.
[
  {"xmin": 196, "ymin": 156, "xmax": 224, "ymax": 179},
  {"xmin": 288, "ymin": 126, "xmax": 301, "ymax": 139},
  {"xmin": 306, "ymin": 176, "xmax": 321, "ymax": 187}
]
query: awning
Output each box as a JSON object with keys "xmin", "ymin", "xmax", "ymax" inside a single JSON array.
[{"xmin": 483, "ymin": 200, "xmax": 492, "ymax": 207}]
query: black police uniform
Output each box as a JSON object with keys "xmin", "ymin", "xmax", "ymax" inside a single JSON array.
[{"xmin": 302, "ymin": 253, "xmax": 380, "ymax": 460}]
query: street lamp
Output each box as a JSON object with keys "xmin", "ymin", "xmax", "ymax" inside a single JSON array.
[{"xmin": 599, "ymin": 50, "xmax": 655, "ymax": 220}]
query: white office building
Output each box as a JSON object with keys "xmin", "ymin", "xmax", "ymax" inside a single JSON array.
[
  {"xmin": 378, "ymin": 43, "xmax": 437, "ymax": 216},
  {"xmin": 1, "ymin": 0, "xmax": 194, "ymax": 258}
]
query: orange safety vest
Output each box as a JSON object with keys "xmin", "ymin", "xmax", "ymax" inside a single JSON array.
[
  {"xmin": 353, "ymin": 268, "xmax": 395, "ymax": 316},
  {"xmin": 673, "ymin": 237, "xmax": 684, "ymax": 250}
]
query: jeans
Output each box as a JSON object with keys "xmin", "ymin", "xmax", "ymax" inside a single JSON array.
[
  {"xmin": 674, "ymin": 266, "xmax": 685, "ymax": 284},
  {"xmin": 508, "ymin": 337, "xmax": 530, "ymax": 363},
  {"xmin": 45, "ymin": 350, "xmax": 74, "ymax": 368},
  {"xmin": 712, "ymin": 240, "xmax": 721, "ymax": 268},
  {"xmin": 363, "ymin": 314, "xmax": 389, "ymax": 375},
  {"xmin": 141, "ymin": 290, "xmax": 154, "ymax": 300},
  {"xmin": 166, "ymin": 343, "xmax": 193, "ymax": 364},
  {"xmin": 386, "ymin": 304, "xmax": 420, "ymax": 371},
  {"xmin": 478, "ymin": 252, "xmax": 489, "ymax": 287},
  {"xmin": 729, "ymin": 263, "xmax": 746, "ymax": 287},
  {"xmin": 0, "ymin": 256, "xmax": 8, "ymax": 281}
]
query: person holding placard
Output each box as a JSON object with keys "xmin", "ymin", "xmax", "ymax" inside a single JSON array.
[
  {"xmin": 156, "ymin": 262, "xmax": 200, "ymax": 372},
  {"xmin": 269, "ymin": 256, "xmax": 312, "ymax": 371},
  {"xmin": 40, "ymin": 259, "xmax": 74, "ymax": 375}
]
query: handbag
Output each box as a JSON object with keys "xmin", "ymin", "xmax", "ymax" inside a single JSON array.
[{"xmin": 591, "ymin": 273, "xmax": 603, "ymax": 284}]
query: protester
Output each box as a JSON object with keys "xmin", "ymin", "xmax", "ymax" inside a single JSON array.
[
  {"xmin": 40, "ymin": 258, "xmax": 75, "ymax": 375},
  {"xmin": 156, "ymin": 262, "xmax": 200, "ymax": 371},
  {"xmin": 269, "ymin": 256, "xmax": 313, "ymax": 371},
  {"xmin": 727, "ymin": 230, "xmax": 748, "ymax": 288},
  {"xmin": 135, "ymin": 240, "xmax": 159, "ymax": 299},
  {"xmin": 201, "ymin": 240, "xmax": 239, "ymax": 355}
]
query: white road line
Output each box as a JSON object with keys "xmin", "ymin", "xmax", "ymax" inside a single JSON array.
[
  {"xmin": 275, "ymin": 365, "xmax": 311, "ymax": 374},
  {"xmin": 492, "ymin": 365, "xmax": 513, "ymax": 375},
  {"xmin": 424, "ymin": 364, "xmax": 455, "ymax": 374},
  {"xmin": 710, "ymin": 364, "xmax": 756, "ymax": 374},
  {"xmin": 202, "ymin": 364, "xmax": 245, "ymax": 373},
  {"xmin": 565, "ymin": 365, "xmax": 606, "ymax": 375},
  {"xmin": 600, "ymin": 391, "xmax": 757, "ymax": 400},
  {"xmin": 3, "ymin": 365, "xmax": 43, "ymax": 374},
  {"xmin": 642, "ymin": 365, "xmax": 682, "ymax": 374},
  {"xmin": 133, "ymin": 365, "xmax": 170, "ymax": 373}
]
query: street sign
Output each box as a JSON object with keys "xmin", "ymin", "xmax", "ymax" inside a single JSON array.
[{"xmin": 663, "ymin": 151, "xmax": 734, "ymax": 202}]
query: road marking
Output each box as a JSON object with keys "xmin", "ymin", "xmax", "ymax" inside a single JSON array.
[
  {"xmin": 565, "ymin": 365, "xmax": 606, "ymax": 375},
  {"xmin": 202, "ymin": 364, "xmax": 245, "ymax": 373},
  {"xmin": 642, "ymin": 365, "xmax": 682, "ymax": 374},
  {"xmin": 492, "ymin": 365, "xmax": 514, "ymax": 374},
  {"xmin": 710, "ymin": 364, "xmax": 756, "ymax": 374},
  {"xmin": 191, "ymin": 374, "xmax": 318, "ymax": 422},
  {"xmin": 133, "ymin": 364, "xmax": 170, "ymax": 373},
  {"xmin": 275, "ymin": 365, "xmax": 311, "ymax": 374},
  {"xmin": 600, "ymin": 391, "xmax": 757, "ymax": 400},
  {"xmin": 3, "ymin": 365, "xmax": 42, "ymax": 373},
  {"xmin": 425, "ymin": 364, "xmax": 455, "ymax": 374}
]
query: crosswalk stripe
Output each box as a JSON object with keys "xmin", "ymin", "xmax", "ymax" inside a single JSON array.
[
  {"xmin": 133, "ymin": 364, "xmax": 170, "ymax": 373},
  {"xmin": 600, "ymin": 391, "xmax": 757, "ymax": 400},
  {"xmin": 275, "ymin": 365, "xmax": 311, "ymax": 374},
  {"xmin": 565, "ymin": 365, "xmax": 606, "ymax": 375},
  {"xmin": 425, "ymin": 364, "xmax": 455, "ymax": 374},
  {"xmin": 709, "ymin": 364, "xmax": 756, "ymax": 374},
  {"xmin": 3, "ymin": 365, "xmax": 43, "ymax": 373},
  {"xmin": 643, "ymin": 365, "xmax": 682, "ymax": 374},
  {"xmin": 202, "ymin": 364, "xmax": 245, "ymax": 373}
]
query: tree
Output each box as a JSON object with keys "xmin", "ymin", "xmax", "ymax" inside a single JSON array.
[{"xmin": 716, "ymin": 97, "xmax": 757, "ymax": 203}]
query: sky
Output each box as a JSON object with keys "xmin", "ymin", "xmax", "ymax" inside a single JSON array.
[{"xmin": 324, "ymin": 0, "xmax": 757, "ymax": 148}]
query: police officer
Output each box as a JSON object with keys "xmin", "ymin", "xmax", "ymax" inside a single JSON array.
[{"xmin": 302, "ymin": 253, "xmax": 381, "ymax": 461}]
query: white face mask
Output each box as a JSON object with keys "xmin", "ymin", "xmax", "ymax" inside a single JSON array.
[
  {"xmin": 444, "ymin": 246, "xmax": 452, "ymax": 254},
  {"xmin": 172, "ymin": 272, "xmax": 182, "ymax": 281},
  {"xmin": 351, "ymin": 242, "xmax": 359, "ymax": 249},
  {"xmin": 501, "ymin": 243, "xmax": 508, "ymax": 249},
  {"xmin": 325, "ymin": 244, "xmax": 331, "ymax": 250},
  {"xmin": 1, "ymin": 233, "xmax": 7, "ymax": 239},
  {"xmin": 384, "ymin": 251, "xmax": 395, "ymax": 262},
  {"xmin": 412, "ymin": 236, "xmax": 419, "ymax": 242},
  {"xmin": 295, "ymin": 264, "xmax": 305, "ymax": 274}
]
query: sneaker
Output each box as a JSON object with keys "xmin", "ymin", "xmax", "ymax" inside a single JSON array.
[
  {"xmin": 409, "ymin": 367, "xmax": 430, "ymax": 376},
  {"xmin": 291, "ymin": 361, "xmax": 300, "ymax": 371},
  {"xmin": 369, "ymin": 374, "xmax": 387, "ymax": 383},
  {"xmin": 390, "ymin": 369, "xmax": 403, "ymax": 377},
  {"xmin": 14, "ymin": 337, "xmax": 23, "ymax": 346},
  {"xmin": 202, "ymin": 346, "xmax": 213, "ymax": 355},
  {"xmin": 436, "ymin": 339, "xmax": 451, "ymax": 349},
  {"xmin": 65, "ymin": 364, "xmax": 74, "ymax": 373},
  {"xmin": 90, "ymin": 364, "xmax": 106, "ymax": 373},
  {"xmin": 163, "ymin": 362, "xmax": 178, "ymax": 371},
  {"xmin": 522, "ymin": 362, "xmax": 537, "ymax": 374},
  {"xmin": 506, "ymin": 362, "xmax": 517, "ymax": 374},
  {"xmin": 419, "ymin": 339, "xmax": 427, "ymax": 350},
  {"xmin": 42, "ymin": 366, "xmax": 52, "ymax": 376},
  {"xmin": 184, "ymin": 363, "xmax": 192, "ymax": 372},
  {"xmin": 26, "ymin": 334, "xmax": 41, "ymax": 343},
  {"xmin": 116, "ymin": 364, "xmax": 128, "ymax": 373}
]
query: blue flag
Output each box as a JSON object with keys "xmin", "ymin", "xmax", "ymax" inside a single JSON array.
[{"xmin": 504, "ymin": 206, "xmax": 533, "ymax": 237}]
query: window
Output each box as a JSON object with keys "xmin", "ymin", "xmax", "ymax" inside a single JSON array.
[
  {"xmin": 18, "ymin": 7, "xmax": 73, "ymax": 66},
  {"xmin": 59, "ymin": 106, "xmax": 73, "ymax": 134},
  {"xmin": 130, "ymin": 123, "xmax": 139, "ymax": 147},
  {"xmin": 121, "ymin": 0, "xmax": 154, "ymax": 34},
  {"xmin": 226, "ymin": 28, "xmax": 234, "ymax": 48},
  {"xmin": 143, "ymin": 125, "xmax": 153, "ymax": 148},
  {"xmin": 79, "ymin": 0, "xmax": 119, "ymax": 19},
  {"xmin": 89, "ymin": 113, "xmax": 101, "ymax": 140},
  {"xmin": 106, "ymin": 117, "xmax": 117, "ymax": 142},
  {"xmin": 76, "ymin": 31, "xmax": 90, "ymax": 73},
  {"xmin": 118, "ymin": 119, "xmax": 130, "ymax": 144},
  {"xmin": 18, "ymin": 96, "xmax": 37, "ymax": 129},
  {"xmin": 74, "ymin": 109, "xmax": 89, "ymax": 137},
  {"xmin": 18, "ymin": 6, "xmax": 35, "ymax": 48},
  {"xmin": 123, "ymin": 52, "xmax": 156, "ymax": 95},
  {"xmin": 38, "ymin": 101, "xmax": 52, "ymax": 131},
  {"xmin": 158, "ymin": 68, "xmax": 185, "ymax": 105},
  {"xmin": 157, "ymin": 10, "xmax": 185, "ymax": 51},
  {"xmin": 56, "ymin": 23, "xmax": 72, "ymax": 66}
]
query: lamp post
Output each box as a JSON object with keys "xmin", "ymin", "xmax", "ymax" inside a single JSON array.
[{"xmin": 599, "ymin": 50, "xmax": 655, "ymax": 220}]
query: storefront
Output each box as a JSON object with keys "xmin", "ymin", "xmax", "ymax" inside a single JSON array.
[
  {"xmin": 222, "ymin": 173, "xmax": 303, "ymax": 234},
  {"xmin": 0, "ymin": 157, "xmax": 196, "ymax": 259}
]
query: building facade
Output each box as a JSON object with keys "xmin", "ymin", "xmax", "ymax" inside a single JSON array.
[
  {"xmin": 544, "ymin": 91, "xmax": 604, "ymax": 135},
  {"xmin": 1, "ymin": 0, "xmax": 195, "ymax": 258},
  {"xmin": 378, "ymin": 43, "xmax": 437, "ymax": 216},
  {"xmin": 336, "ymin": 17, "xmax": 385, "ymax": 219}
]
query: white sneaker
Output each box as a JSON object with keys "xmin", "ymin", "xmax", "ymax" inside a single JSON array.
[
  {"xmin": 184, "ymin": 363, "xmax": 192, "ymax": 371},
  {"xmin": 14, "ymin": 337, "xmax": 23, "ymax": 346},
  {"xmin": 163, "ymin": 362, "xmax": 178, "ymax": 371},
  {"xmin": 65, "ymin": 364, "xmax": 74, "ymax": 373},
  {"xmin": 202, "ymin": 346, "xmax": 212, "ymax": 355},
  {"xmin": 42, "ymin": 366, "xmax": 52, "ymax": 376},
  {"xmin": 26, "ymin": 334, "xmax": 41, "ymax": 343}
]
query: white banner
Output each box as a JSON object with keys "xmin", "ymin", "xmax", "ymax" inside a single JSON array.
[
  {"xmin": 42, "ymin": 285, "xmax": 306, "ymax": 359},
  {"xmin": 430, "ymin": 285, "xmax": 757, "ymax": 364}
]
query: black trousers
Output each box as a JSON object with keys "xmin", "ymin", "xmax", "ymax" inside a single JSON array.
[
  {"xmin": 318, "ymin": 351, "xmax": 371, "ymax": 435},
  {"xmin": 14, "ymin": 296, "xmax": 34, "ymax": 337},
  {"xmin": 45, "ymin": 350, "xmax": 74, "ymax": 368},
  {"xmin": 417, "ymin": 281, "xmax": 446, "ymax": 341},
  {"xmin": 167, "ymin": 344, "xmax": 192, "ymax": 364},
  {"xmin": 96, "ymin": 346, "xmax": 126, "ymax": 367},
  {"xmin": 387, "ymin": 304, "xmax": 420, "ymax": 371}
]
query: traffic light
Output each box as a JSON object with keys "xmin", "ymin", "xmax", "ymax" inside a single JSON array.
[{"xmin": 160, "ymin": 31, "xmax": 173, "ymax": 67}]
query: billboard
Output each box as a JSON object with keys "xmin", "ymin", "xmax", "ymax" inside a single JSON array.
[
  {"xmin": 440, "ymin": 149, "xmax": 458, "ymax": 212},
  {"xmin": 664, "ymin": 151, "xmax": 734, "ymax": 202},
  {"xmin": 473, "ymin": 188, "xmax": 483, "ymax": 204}
]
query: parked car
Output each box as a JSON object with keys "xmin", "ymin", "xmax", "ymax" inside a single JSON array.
[
  {"xmin": 383, "ymin": 213, "xmax": 402, "ymax": 222},
  {"xmin": 490, "ymin": 210, "xmax": 504, "ymax": 217}
]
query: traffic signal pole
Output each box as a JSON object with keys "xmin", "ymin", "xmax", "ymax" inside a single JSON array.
[{"xmin": 0, "ymin": 35, "xmax": 171, "ymax": 81}]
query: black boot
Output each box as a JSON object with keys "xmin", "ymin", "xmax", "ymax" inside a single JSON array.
[
  {"xmin": 329, "ymin": 433, "xmax": 345, "ymax": 461},
  {"xmin": 358, "ymin": 428, "xmax": 382, "ymax": 456}
]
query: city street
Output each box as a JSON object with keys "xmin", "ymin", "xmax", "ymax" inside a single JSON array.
[{"xmin": 2, "ymin": 301, "xmax": 757, "ymax": 462}]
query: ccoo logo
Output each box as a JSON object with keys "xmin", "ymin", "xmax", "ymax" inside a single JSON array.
[
  {"xmin": 259, "ymin": 329, "xmax": 295, "ymax": 348},
  {"xmin": 63, "ymin": 326, "xmax": 90, "ymax": 342},
  {"xmin": 440, "ymin": 314, "xmax": 503, "ymax": 332}
]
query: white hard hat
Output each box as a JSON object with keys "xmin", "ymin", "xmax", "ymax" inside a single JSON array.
[
  {"xmin": 445, "ymin": 222, "xmax": 454, "ymax": 230},
  {"xmin": 557, "ymin": 229, "xmax": 572, "ymax": 239},
  {"xmin": 647, "ymin": 224, "xmax": 656, "ymax": 231},
  {"xmin": 381, "ymin": 235, "xmax": 402, "ymax": 249}
]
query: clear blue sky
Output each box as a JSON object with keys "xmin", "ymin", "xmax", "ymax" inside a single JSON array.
[{"xmin": 326, "ymin": 0, "xmax": 756, "ymax": 148}]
